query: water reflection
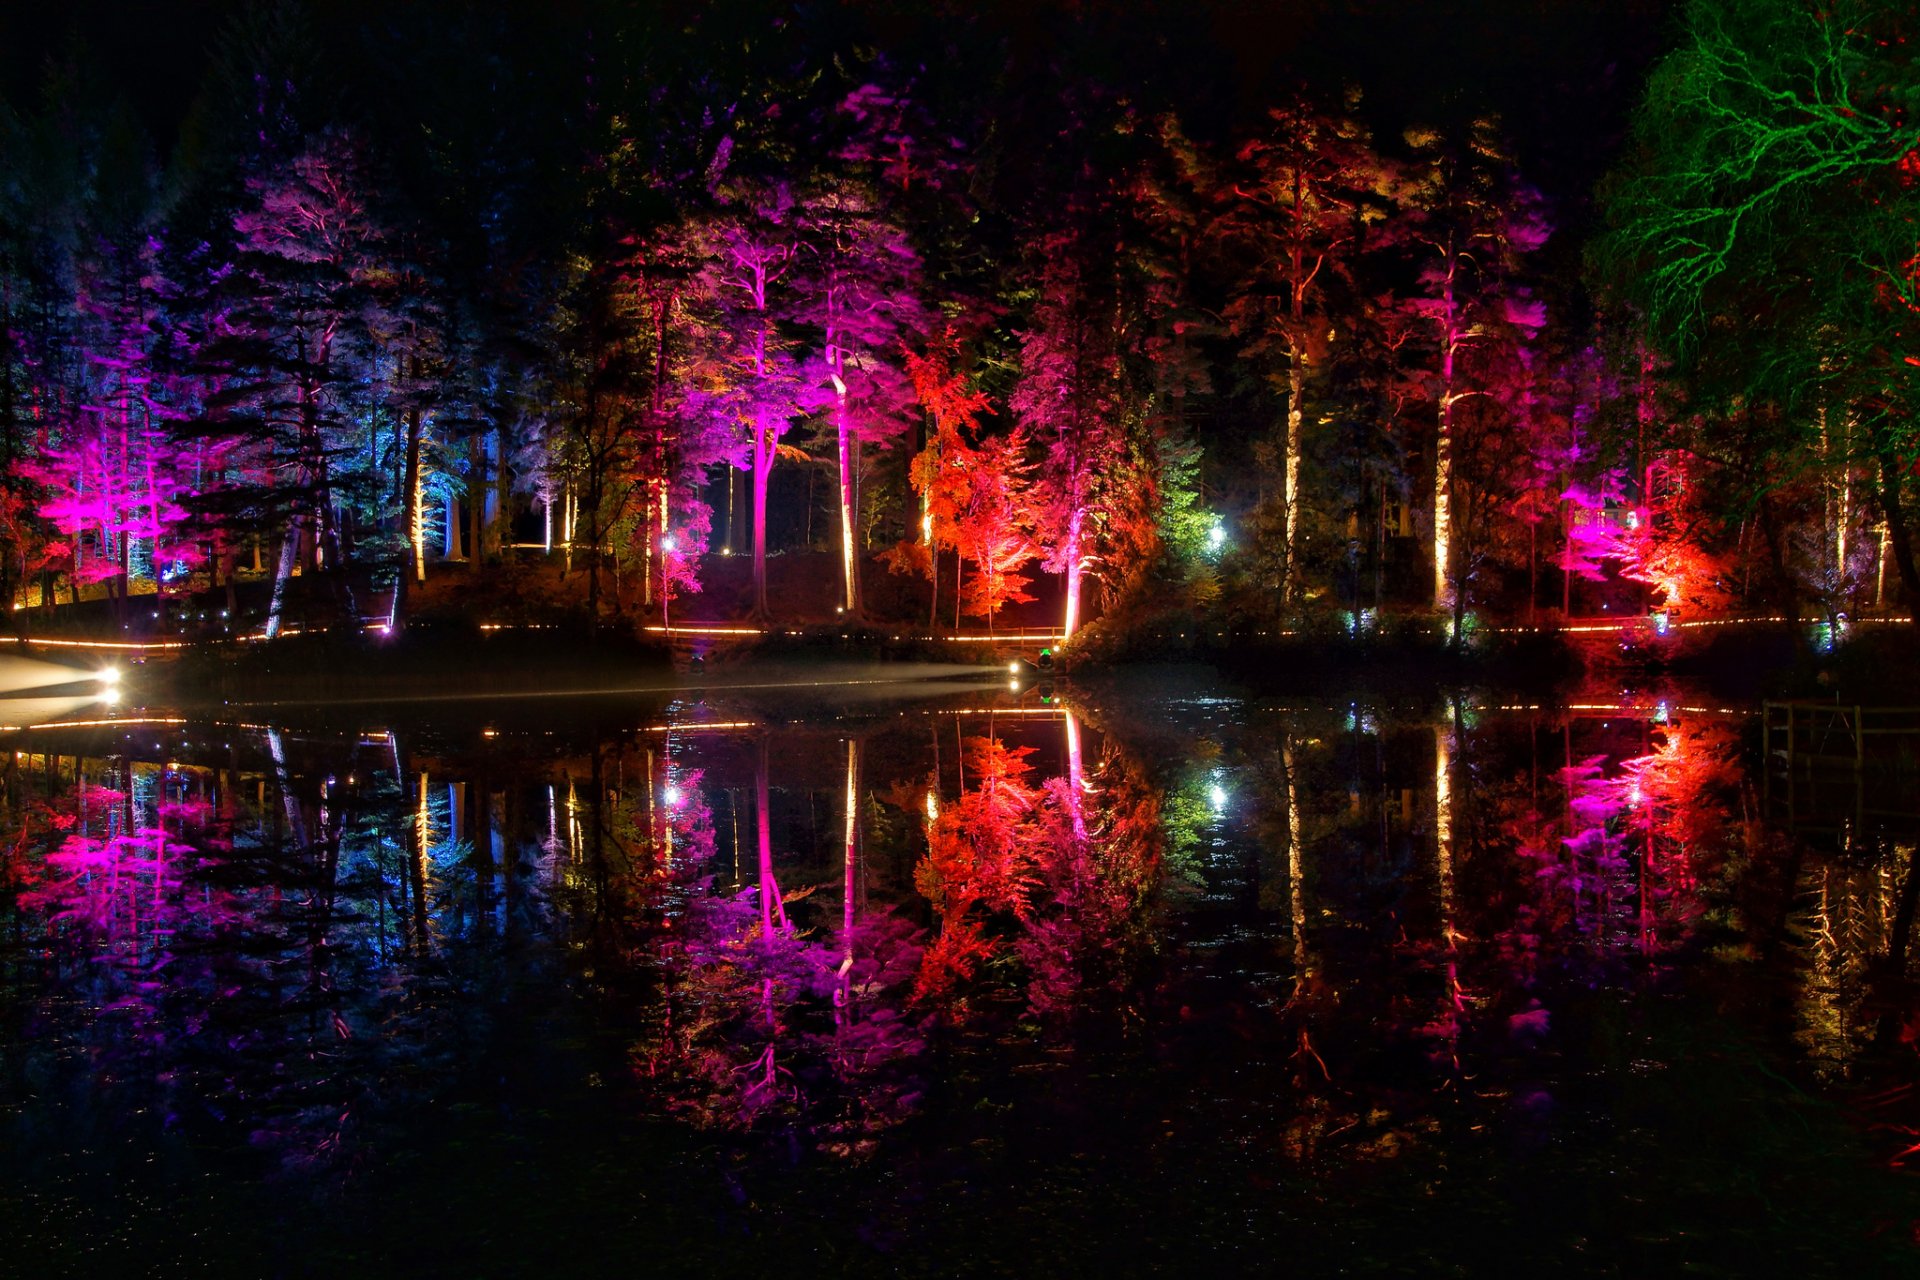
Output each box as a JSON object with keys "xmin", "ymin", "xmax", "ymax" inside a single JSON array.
[{"xmin": 4, "ymin": 682, "xmax": 1920, "ymax": 1262}]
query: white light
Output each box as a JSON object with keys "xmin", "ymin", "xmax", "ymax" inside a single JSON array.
[
  {"xmin": 1009, "ymin": 661, "xmax": 1021, "ymax": 673},
  {"xmin": 663, "ymin": 536, "xmax": 677, "ymax": 552},
  {"xmin": 1209, "ymin": 784, "xmax": 1227, "ymax": 812},
  {"xmin": 96, "ymin": 668, "xmax": 120, "ymax": 686},
  {"xmin": 1208, "ymin": 522, "xmax": 1226, "ymax": 550},
  {"xmin": 664, "ymin": 785, "xmax": 682, "ymax": 807}
]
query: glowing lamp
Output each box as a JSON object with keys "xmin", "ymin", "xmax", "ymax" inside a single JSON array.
[
  {"xmin": 1207, "ymin": 520, "xmax": 1227, "ymax": 552},
  {"xmin": 663, "ymin": 535, "xmax": 678, "ymax": 552},
  {"xmin": 1209, "ymin": 784, "xmax": 1227, "ymax": 813},
  {"xmin": 664, "ymin": 785, "xmax": 682, "ymax": 807},
  {"xmin": 1009, "ymin": 661, "xmax": 1022, "ymax": 674},
  {"xmin": 96, "ymin": 668, "xmax": 120, "ymax": 687}
]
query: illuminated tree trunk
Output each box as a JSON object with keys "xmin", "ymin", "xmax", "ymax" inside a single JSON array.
[
  {"xmin": 1875, "ymin": 454, "xmax": 1920, "ymax": 631},
  {"xmin": 752, "ymin": 420, "xmax": 771, "ymax": 621},
  {"xmin": 391, "ymin": 401, "xmax": 424, "ymax": 633},
  {"xmin": 265, "ymin": 523, "xmax": 300, "ymax": 639},
  {"xmin": 1434, "ymin": 249, "xmax": 1459, "ymax": 624},
  {"xmin": 834, "ymin": 387, "xmax": 860, "ymax": 616},
  {"xmin": 1062, "ymin": 511, "xmax": 1084, "ymax": 641},
  {"xmin": 1284, "ymin": 337, "xmax": 1305, "ymax": 609}
]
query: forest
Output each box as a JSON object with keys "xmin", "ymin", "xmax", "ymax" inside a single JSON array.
[{"xmin": 1, "ymin": 0, "xmax": 1915, "ymax": 652}]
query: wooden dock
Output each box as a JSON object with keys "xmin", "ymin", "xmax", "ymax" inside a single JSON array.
[{"xmin": 1763, "ymin": 701, "xmax": 1920, "ymax": 840}]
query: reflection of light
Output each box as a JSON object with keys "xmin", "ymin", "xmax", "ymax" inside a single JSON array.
[
  {"xmin": 665, "ymin": 784, "xmax": 682, "ymax": 807},
  {"xmin": 99, "ymin": 689, "xmax": 120, "ymax": 705},
  {"xmin": 1009, "ymin": 679, "xmax": 1020, "ymax": 691}
]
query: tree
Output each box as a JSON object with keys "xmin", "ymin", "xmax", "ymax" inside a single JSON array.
[
  {"xmin": 1597, "ymin": 0, "xmax": 1920, "ymax": 628},
  {"xmin": 1218, "ymin": 94, "xmax": 1384, "ymax": 609},
  {"xmin": 684, "ymin": 183, "xmax": 818, "ymax": 622},
  {"xmin": 211, "ymin": 129, "xmax": 387, "ymax": 637},
  {"xmin": 887, "ymin": 329, "xmax": 992, "ymax": 627},
  {"xmin": 1012, "ymin": 225, "xmax": 1127, "ymax": 640},
  {"xmin": 794, "ymin": 179, "xmax": 925, "ymax": 618},
  {"xmin": 1394, "ymin": 119, "xmax": 1551, "ymax": 634}
]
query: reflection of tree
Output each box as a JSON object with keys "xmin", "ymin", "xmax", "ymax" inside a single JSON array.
[
  {"xmin": 913, "ymin": 729, "xmax": 1163, "ymax": 1019},
  {"xmin": 642, "ymin": 736, "xmax": 923, "ymax": 1152},
  {"xmin": 1533, "ymin": 718, "xmax": 1741, "ymax": 956}
]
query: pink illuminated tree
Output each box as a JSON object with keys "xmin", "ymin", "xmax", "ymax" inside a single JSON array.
[
  {"xmin": 683, "ymin": 183, "xmax": 819, "ymax": 621},
  {"xmin": 1013, "ymin": 229, "xmax": 1126, "ymax": 641},
  {"xmin": 794, "ymin": 181, "xmax": 926, "ymax": 618}
]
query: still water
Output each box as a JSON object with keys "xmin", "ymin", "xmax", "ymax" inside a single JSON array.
[{"xmin": 3, "ymin": 666, "xmax": 1917, "ymax": 1277}]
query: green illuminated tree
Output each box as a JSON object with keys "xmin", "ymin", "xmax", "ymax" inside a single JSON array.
[{"xmin": 1599, "ymin": 0, "xmax": 1920, "ymax": 628}]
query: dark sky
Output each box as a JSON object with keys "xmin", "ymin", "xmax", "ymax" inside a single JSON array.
[
  {"xmin": 0, "ymin": 0, "xmax": 243, "ymax": 135},
  {"xmin": 2, "ymin": 0, "xmax": 1673, "ymax": 221}
]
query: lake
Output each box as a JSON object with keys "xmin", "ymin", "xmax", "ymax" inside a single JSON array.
[{"xmin": 2, "ymin": 662, "xmax": 1916, "ymax": 1277}]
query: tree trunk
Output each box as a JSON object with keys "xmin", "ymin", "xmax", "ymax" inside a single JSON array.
[
  {"xmin": 494, "ymin": 417, "xmax": 512, "ymax": 561},
  {"xmin": 835, "ymin": 393, "xmax": 860, "ymax": 616},
  {"xmin": 752, "ymin": 428, "xmax": 771, "ymax": 621},
  {"xmin": 1285, "ymin": 338, "xmax": 1304, "ymax": 610},
  {"xmin": 1877, "ymin": 453, "xmax": 1920, "ymax": 630},
  {"xmin": 467, "ymin": 432, "xmax": 485, "ymax": 576},
  {"xmin": 265, "ymin": 523, "xmax": 301, "ymax": 639},
  {"xmin": 394, "ymin": 407, "xmax": 424, "ymax": 633},
  {"xmin": 1062, "ymin": 512, "xmax": 1085, "ymax": 640}
]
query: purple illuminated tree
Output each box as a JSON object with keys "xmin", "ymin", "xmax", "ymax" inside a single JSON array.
[
  {"xmin": 209, "ymin": 129, "xmax": 388, "ymax": 636},
  {"xmin": 683, "ymin": 182, "xmax": 819, "ymax": 622}
]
